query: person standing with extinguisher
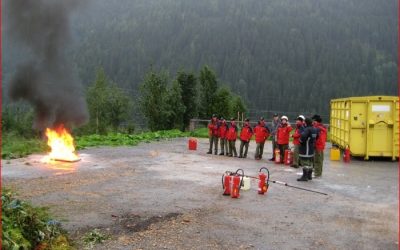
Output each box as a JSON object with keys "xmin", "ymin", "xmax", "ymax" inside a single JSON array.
[
  {"xmin": 269, "ymin": 113, "xmax": 281, "ymax": 161},
  {"xmin": 297, "ymin": 118, "xmax": 318, "ymax": 181},
  {"xmin": 218, "ymin": 117, "xmax": 229, "ymax": 156},
  {"xmin": 276, "ymin": 116, "xmax": 292, "ymax": 163},
  {"xmin": 239, "ymin": 118, "xmax": 253, "ymax": 158},
  {"xmin": 254, "ymin": 118, "xmax": 270, "ymax": 160},
  {"xmin": 226, "ymin": 118, "xmax": 238, "ymax": 157},
  {"xmin": 207, "ymin": 114, "xmax": 219, "ymax": 155},
  {"xmin": 291, "ymin": 115, "xmax": 305, "ymax": 168},
  {"xmin": 312, "ymin": 114, "xmax": 327, "ymax": 178}
]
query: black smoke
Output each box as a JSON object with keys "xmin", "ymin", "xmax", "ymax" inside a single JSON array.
[{"xmin": 6, "ymin": 0, "xmax": 88, "ymax": 130}]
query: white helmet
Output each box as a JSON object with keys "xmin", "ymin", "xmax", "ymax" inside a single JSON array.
[
  {"xmin": 281, "ymin": 115, "xmax": 288, "ymax": 121},
  {"xmin": 298, "ymin": 115, "xmax": 305, "ymax": 121}
]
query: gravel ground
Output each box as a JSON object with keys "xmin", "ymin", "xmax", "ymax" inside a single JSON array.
[{"xmin": 2, "ymin": 138, "xmax": 398, "ymax": 249}]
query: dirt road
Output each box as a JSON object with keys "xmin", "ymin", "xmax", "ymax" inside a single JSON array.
[{"xmin": 2, "ymin": 138, "xmax": 398, "ymax": 249}]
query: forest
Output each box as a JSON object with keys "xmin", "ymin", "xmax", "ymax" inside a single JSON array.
[{"xmin": 2, "ymin": 0, "xmax": 397, "ymax": 127}]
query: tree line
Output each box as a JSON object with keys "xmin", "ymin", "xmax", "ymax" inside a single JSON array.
[
  {"xmin": 2, "ymin": 65, "xmax": 246, "ymax": 136},
  {"xmin": 2, "ymin": 0, "xmax": 397, "ymax": 131}
]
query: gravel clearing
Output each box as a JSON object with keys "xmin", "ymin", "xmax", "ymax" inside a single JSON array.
[{"xmin": 2, "ymin": 138, "xmax": 398, "ymax": 249}]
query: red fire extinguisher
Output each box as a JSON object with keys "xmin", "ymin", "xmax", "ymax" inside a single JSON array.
[
  {"xmin": 258, "ymin": 167, "xmax": 270, "ymax": 195},
  {"xmin": 188, "ymin": 137, "xmax": 197, "ymax": 150},
  {"xmin": 231, "ymin": 169, "xmax": 244, "ymax": 198},
  {"xmin": 274, "ymin": 149, "xmax": 281, "ymax": 164},
  {"xmin": 284, "ymin": 149, "xmax": 293, "ymax": 165},
  {"xmin": 231, "ymin": 175, "xmax": 241, "ymax": 198},
  {"xmin": 344, "ymin": 145, "xmax": 351, "ymax": 163},
  {"xmin": 222, "ymin": 169, "xmax": 244, "ymax": 198},
  {"xmin": 222, "ymin": 171, "xmax": 233, "ymax": 196}
]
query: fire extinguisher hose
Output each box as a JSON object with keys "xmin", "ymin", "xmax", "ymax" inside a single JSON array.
[
  {"xmin": 259, "ymin": 167, "xmax": 270, "ymax": 186},
  {"xmin": 235, "ymin": 169, "xmax": 245, "ymax": 188},
  {"xmin": 270, "ymin": 180, "xmax": 328, "ymax": 196}
]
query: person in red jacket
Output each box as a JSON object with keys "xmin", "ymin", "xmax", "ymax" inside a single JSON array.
[
  {"xmin": 226, "ymin": 118, "xmax": 238, "ymax": 157},
  {"xmin": 254, "ymin": 117, "xmax": 270, "ymax": 160},
  {"xmin": 312, "ymin": 114, "xmax": 327, "ymax": 177},
  {"xmin": 239, "ymin": 118, "xmax": 253, "ymax": 158},
  {"xmin": 218, "ymin": 117, "xmax": 228, "ymax": 155},
  {"xmin": 207, "ymin": 114, "xmax": 219, "ymax": 155},
  {"xmin": 291, "ymin": 115, "xmax": 305, "ymax": 168},
  {"xmin": 276, "ymin": 116, "xmax": 293, "ymax": 163}
]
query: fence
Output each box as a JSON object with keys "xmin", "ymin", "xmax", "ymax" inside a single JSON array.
[{"xmin": 189, "ymin": 117, "xmax": 329, "ymax": 132}]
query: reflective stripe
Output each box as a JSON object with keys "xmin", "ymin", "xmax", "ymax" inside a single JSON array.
[
  {"xmin": 299, "ymin": 154, "xmax": 314, "ymax": 157},
  {"xmin": 306, "ymin": 138, "xmax": 310, "ymax": 155}
]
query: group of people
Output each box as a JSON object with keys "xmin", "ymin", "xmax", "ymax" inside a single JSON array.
[{"xmin": 207, "ymin": 113, "xmax": 327, "ymax": 181}]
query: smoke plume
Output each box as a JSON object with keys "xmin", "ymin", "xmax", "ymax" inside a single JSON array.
[{"xmin": 6, "ymin": 0, "xmax": 89, "ymax": 130}]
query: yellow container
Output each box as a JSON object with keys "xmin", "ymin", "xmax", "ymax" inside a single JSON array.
[
  {"xmin": 330, "ymin": 96, "xmax": 399, "ymax": 160},
  {"xmin": 330, "ymin": 148, "xmax": 341, "ymax": 161}
]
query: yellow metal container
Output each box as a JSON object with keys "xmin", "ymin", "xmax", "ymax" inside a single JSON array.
[
  {"xmin": 330, "ymin": 96, "xmax": 399, "ymax": 160},
  {"xmin": 330, "ymin": 148, "xmax": 341, "ymax": 161}
]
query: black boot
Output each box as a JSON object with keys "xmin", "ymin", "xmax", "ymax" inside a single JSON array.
[
  {"xmin": 297, "ymin": 168, "xmax": 308, "ymax": 182},
  {"xmin": 307, "ymin": 169, "xmax": 313, "ymax": 180},
  {"xmin": 219, "ymin": 152, "xmax": 224, "ymax": 156},
  {"xmin": 207, "ymin": 151, "xmax": 212, "ymax": 154}
]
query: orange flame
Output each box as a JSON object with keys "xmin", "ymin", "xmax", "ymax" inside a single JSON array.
[{"xmin": 45, "ymin": 125, "xmax": 80, "ymax": 162}]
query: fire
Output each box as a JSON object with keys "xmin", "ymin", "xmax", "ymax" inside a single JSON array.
[{"xmin": 45, "ymin": 125, "xmax": 80, "ymax": 162}]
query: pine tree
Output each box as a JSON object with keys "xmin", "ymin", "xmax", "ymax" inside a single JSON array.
[
  {"xmin": 176, "ymin": 71, "xmax": 198, "ymax": 130},
  {"xmin": 165, "ymin": 80, "xmax": 186, "ymax": 130},
  {"xmin": 86, "ymin": 68, "xmax": 132, "ymax": 133},
  {"xmin": 139, "ymin": 70, "xmax": 170, "ymax": 131},
  {"xmin": 214, "ymin": 86, "xmax": 233, "ymax": 119},
  {"xmin": 86, "ymin": 68, "xmax": 110, "ymax": 134},
  {"xmin": 199, "ymin": 65, "xmax": 218, "ymax": 119}
]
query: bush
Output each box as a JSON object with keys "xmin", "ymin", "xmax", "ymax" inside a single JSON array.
[
  {"xmin": 2, "ymin": 189, "xmax": 72, "ymax": 250},
  {"xmin": 2, "ymin": 132, "xmax": 47, "ymax": 159},
  {"xmin": 2, "ymin": 104, "xmax": 36, "ymax": 138}
]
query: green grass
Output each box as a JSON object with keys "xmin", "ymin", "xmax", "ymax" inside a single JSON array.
[
  {"xmin": 75, "ymin": 129, "xmax": 189, "ymax": 149},
  {"xmin": 2, "ymin": 129, "xmax": 194, "ymax": 159},
  {"xmin": 2, "ymin": 127, "xmax": 330, "ymax": 159},
  {"xmin": 2, "ymin": 189, "xmax": 73, "ymax": 250},
  {"xmin": 189, "ymin": 127, "xmax": 209, "ymax": 138},
  {"xmin": 2, "ymin": 132, "xmax": 47, "ymax": 159}
]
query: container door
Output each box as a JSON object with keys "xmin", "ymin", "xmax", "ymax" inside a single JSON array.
[
  {"xmin": 350, "ymin": 102, "xmax": 367, "ymax": 155},
  {"xmin": 368, "ymin": 101, "xmax": 394, "ymax": 157}
]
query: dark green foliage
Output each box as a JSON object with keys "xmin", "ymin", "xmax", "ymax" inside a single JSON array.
[
  {"xmin": 2, "ymin": 132, "xmax": 47, "ymax": 159},
  {"xmin": 213, "ymin": 86, "xmax": 233, "ymax": 119},
  {"xmin": 199, "ymin": 65, "xmax": 218, "ymax": 119},
  {"xmin": 230, "ymin": 95, "xmax": 247, "ymax": 118},
  {"xmin": 85, "ymin": 67, "xmax": 132, "ymax": 134},
  {"xmin": 139, "ymin": 69, "xmax": 170, "ymax": 131},
  {"xmin": 2, "ymin": 104, "xmax": 36, "ymax": 137},
  {"xmin": 176, "ymin": 71, "xmax": 198, "ymax": 130},
  {"xmin": 165, "ymin": 80, "xmax": 186, "ymax": 130},
  {"xmin": 2, "ymin": 189, "xmax": 72, "ymax": 250},
  {"xmin": 53, "ymin": 0, "xmax": 396, "ymax": 117},
  {"xmin": 107, "ymin": 83, "xmax": 132, "ymax": 130}
]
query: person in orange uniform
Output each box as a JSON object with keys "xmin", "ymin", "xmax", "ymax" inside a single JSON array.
[
  {"xmin": 254, "ymin": 117, "xmax": 270, "ymax": 160},
  {"xmin": 226, "ymin": 118, "xmax": 238, "ymax": 157},
  {"xmin": 312, "ymin": 114, "xmax": 327, "ymax": 177},
  {"xmin": 291, "ymin": 115, "xmax": 305, "ymax": 168},
  {"xmin": 239, "ymin": 118, "xmax": 253, "ymax": 158},
  {"xmin": 276, "ymin": 116, "xmax": 292, "ymax": 163},
  {"xmin": 207, "ymin": 114, "xmax": 219, "ymax": 155},
  {"xmin": 218, "ymin": 117, "xmax": 229, "ymax": 155}
]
